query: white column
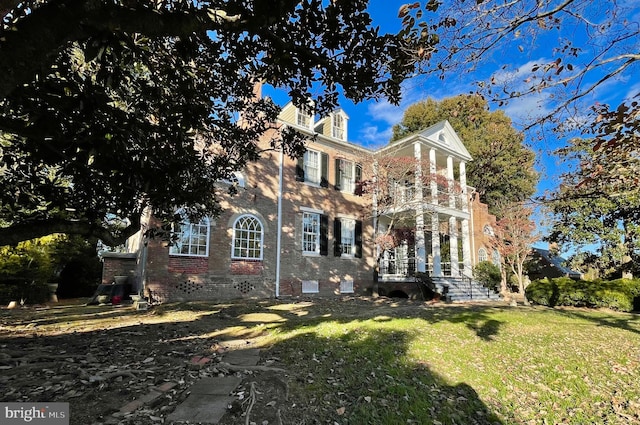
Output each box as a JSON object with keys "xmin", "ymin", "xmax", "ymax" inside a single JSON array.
[
  {"xmin": 449, "ymin": 217, "xmax": 459, "ymax": 277},
  {"xmin": 429, "ymin": 148, "xmax": 437, "ymax": 204},
  {"xmin": 414, "ymin": 143, "xmax": 426, "ymax": 272},
  {"xmin": 447, "ymin": 155, "xmax": 455, "ymax": 208},
  {"xmin": 459, "ymin": 161, "xmax": 468, "ymax": 212},
  {"xmin": 461, "ymin": 218, "xmax": 472, "ymax": 277},
  {"xmin": 431, "ymin": 212, "xmax": 442, "ymax": 277}
]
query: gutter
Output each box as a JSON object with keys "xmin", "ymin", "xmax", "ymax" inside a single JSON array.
[{"xmin": 275, "ymin": 145, "xmax": 284, "ymax": 298}]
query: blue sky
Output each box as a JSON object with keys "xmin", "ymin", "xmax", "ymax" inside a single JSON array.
[{"xmin": 263, "ymin": 0, "xmax": 639, "ymax": 249}]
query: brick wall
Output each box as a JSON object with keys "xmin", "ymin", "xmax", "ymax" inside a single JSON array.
[{"xmin": 101, "ymin": 253, "xmax": 137, "ymax": 285}]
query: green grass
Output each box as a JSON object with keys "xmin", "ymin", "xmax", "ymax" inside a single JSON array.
[{"xmin": 263, "ymin": 302, "xmax": 640, "ymax": 424}]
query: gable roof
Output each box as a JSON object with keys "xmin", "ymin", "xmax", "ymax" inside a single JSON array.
[{"xmin": 376, "ymin": 120, "xmax": 472, "ymax": 161}]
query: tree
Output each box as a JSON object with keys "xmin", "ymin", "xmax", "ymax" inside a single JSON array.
[
  {"xmin": 399, "ymin": 0, "xmax": 639, "ymax": 134},
  {"xmin": 0, "ymin": 0, "xmax": 412, "ymax": 246},
  {"xmin": 490, "ymin": 202, "xmax": 539, "ymax": 296},
  {"xmin": 390, "ymin": 95, "xmax": 538, "ymax": 214},
  {"xmin": 547, "ymin": 136, "xmax": 640, "ymax": 278}
]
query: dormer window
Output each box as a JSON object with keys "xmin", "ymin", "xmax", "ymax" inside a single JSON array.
[
  {"xmin": 332, "ymin": 113, "xmax": 345, "ymax": 140},
  {"xmin": 297, "ymin": 108, "xmax": 312, "ymax": 129}
]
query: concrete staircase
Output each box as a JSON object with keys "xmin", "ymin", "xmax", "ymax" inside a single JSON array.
[{"xmin": 432, "ymin": 276, "xmax": 501, "ymax": 302}]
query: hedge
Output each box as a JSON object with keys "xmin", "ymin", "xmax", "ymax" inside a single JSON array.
[{"xmin": 525, "ymin": 277, "xmax": 640, "ymax": 312}]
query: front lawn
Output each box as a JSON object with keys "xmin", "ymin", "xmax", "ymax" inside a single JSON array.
[
  {"xmin": 1, "ymin": 298, "xmax": 639, "ymax": 424},
  {"xmin": 262, "ymin": 300, "xmax": 640, "ymax": 424}
]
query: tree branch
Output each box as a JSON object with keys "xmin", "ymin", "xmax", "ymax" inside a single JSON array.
[
  {"xmin": 0, "ymin": 0, "xmax": 262, "ymax": 98},
  {"xmin": 0, "ymin": 215, "xmax": 140, "ymax": 246}
]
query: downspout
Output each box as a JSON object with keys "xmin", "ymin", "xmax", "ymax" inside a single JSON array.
[{"xmin": 275, "ymin": 145, "xmax": 285, "ymax": 298}]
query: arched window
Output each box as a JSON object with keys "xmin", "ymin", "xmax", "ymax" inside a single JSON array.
[
  {"xmin": 232, "ymin": 215, "xmax": 264, "ymax": 260},
  {"xmin": 492, "ymin": 249, "xmax": 501, "ymax": 266},
  {"xmin": 478, "ymin": 247, "xmax": 488, "ymax": 263},
  {"xmin": 483, "ymin": 224, "xmax": 494, "ymax": 236},
  {"xmin": 170, "ymin": 217, "xmax": 210, "ymax": 257}
]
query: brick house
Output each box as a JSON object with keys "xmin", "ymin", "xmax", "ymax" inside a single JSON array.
[{"xmin": 102, "ymin": 90, "xmax": 499, "ymax": 302}]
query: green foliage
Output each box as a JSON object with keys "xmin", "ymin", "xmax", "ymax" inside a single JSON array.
[
  {"xmin": 0, "ymin": 235, "xmax": 100, "ymax": 302},
  {"xmin": 547, "ymin": 137, "xmax": 640, "ymax": 277},
  {"xmin": 473, "ymin": 261, "xmax": 501, "ymax": 291},
  {"xmin": 0, "ymin": 0, "xmax": 412, "ymax": 246},
  {"xmin": 526, "ymin": 277, "xmax": 640, "ymax": 312},
  {"xmin": 390, "ymin": 95, "xmax": 538, "ymax": 214}
]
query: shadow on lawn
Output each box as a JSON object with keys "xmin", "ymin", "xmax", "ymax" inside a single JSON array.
[
  {"xmin": 268, "ymin": 322, "xmax": 504, "ymax": 424},
  {"xmin": 550, "ymin": 306, "xmax": 640, "ymax": 335},
  {"xmin": 0, "ymin": 298, "xmax": 506, "ymax": 425}
]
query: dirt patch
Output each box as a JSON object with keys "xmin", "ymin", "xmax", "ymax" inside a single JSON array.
[{"xmin": 0, "ymin": 296, "xmax": 470, "ymax": 424}]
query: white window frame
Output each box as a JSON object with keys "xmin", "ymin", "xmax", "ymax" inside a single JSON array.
[
  {"xmin": 170, "ymin": 217, "xmax": 210, "ymax": 257},
  {"xmin": 338, "ymin": 159, "xmax": 355, "ymax": 193},
  {"xmin": 302, "ymin": 280, "xmax": 319, "ymax": 293},
  {"xmin": 231, "ymin": 215, "xmax": 264, "ymax": 260},
  {"xmin": 303, "ymin": 149, "xmax": 321, "ymax": 185},
  {"xmin": 340, "ymin": 279, "xmax": 354, "ymax": 294},
  {"xmin": 297, "ymin": 108, "xmax": 312, "ymax": 129},
  {"xmin": 332, "ymin": 113, "xmax": 345, "ymax": 140},
  {"xmin": 340, "ymin": 218, "xmax": 356, "ymax": 257},
  {"xmin": 302, "ymin": 211, "xmax": 321, "ymax": 255},
  {"xmin": 478, "ymin": 247, "xmax": 488, "ymax": 263}
]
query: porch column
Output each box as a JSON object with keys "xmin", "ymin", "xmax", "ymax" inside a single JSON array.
[
  {"xmin": 447, "ymin": 155, "xmax": 455, "ymax": 208},
  {"xmin": 461, "ymin": 218, "xmax": 472, "ymax": 277},
  {"xmin": 429, "ymin": 148, "xmax": 437, "ymax": 204},
  {"xmin": 415, "ymin": 143, "xmax": 426, "ymax": 272},
  {"xmin": 459, "ymin": 161, "xmax": 468, "ymax": 212},
  {"xmin": 431, "ymin": 212, "xmax": 442, "ymax": 277},
  {"xmin": 449, "ymin": 217, "xmax": 459, "ymax": 276}
]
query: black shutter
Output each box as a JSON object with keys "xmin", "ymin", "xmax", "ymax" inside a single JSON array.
[
  {"xmin": 355, "ymin": 220, "xmax": 363, "ymax": 258},
  {"xmin": 320, "ymin": 214, "xmax": 329, "ymax": 256},
  {"xmin": 334, "ymin": 158, "xmax": 341, "ymax": 190},
  {"xmin": 295, "ymin": 156, "xmax": 305, "ymax": 181},
  {"xmin": 334, "ymin": 218, "xmax": 342, "ymax": 256},
  {"xmin": 320, "ymin": 152, "xmax": 329, "ymax": 187},
  {"xmin": 354, "ymin": 163, "xmax": 362, "ymax": 195}
]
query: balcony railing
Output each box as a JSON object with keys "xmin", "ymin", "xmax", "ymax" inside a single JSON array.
[
  {"xmin": 389, "ymin": 185, "xmax": 465, "ymax": 210},
  {"xmin": 378, "ymin": 259, "xmax": 465, "ymax": 279}
]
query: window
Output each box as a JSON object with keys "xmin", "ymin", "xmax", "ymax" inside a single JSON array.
[
  {"xmin": 170, "ymin": 217, "xmax": 210, "ymax": 256},
  {"xmin": 302, "ymin": 211, "xmax": 328, "ymax": 255},
  {"xmin": 340, "ymin": 280, "xmax": 354, "ymax": 294},
  {"xmin": 334, "ymin": 218, "xmax": 362, "ymax": 258},
  {"xmin": 302, "ymin": 280, "xmax": 319, "ymax": 293},
  {"xmin": 341, "ymin": 218, "xmax": 355, "ymax": 256},
  {"xmin": 483, "ymin": 224, "xmax": 494, "ymax": 236},
  {"xmin": 303, "ymin": 212, "xmax": 320, "ymax": 254},
  {"xmin": 304, "ymin": 150, "xmax": 320, "ymax": 184},
  {"xmin": 232, "ymin": 215, "xmax": 263, "ymax": 260},
  {"xmin": 297, "ymin": 108, "xmax": 312, "ymax": 128},
  {"xmin": 333, "ymin": 113, "xmax": 345, "ymax": 140},
  {"xmin": 478, "ymin": 247, "xmax": 488, "ymax": 262},
  {"xmin": 296, "ymin": 150, "xmax": 329, "ymax": 187},
  {"xmin": 335, "ymin": 159, "xmax": 361, "ymax": 194},
  {"xmin": 492, "ymin": 249, "xmax": 501, "ymax": 266}
]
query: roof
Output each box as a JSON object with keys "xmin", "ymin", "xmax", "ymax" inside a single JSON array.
[{"xmin": 532, "ymin": 248, "xmax": 582, "ymax": 279}]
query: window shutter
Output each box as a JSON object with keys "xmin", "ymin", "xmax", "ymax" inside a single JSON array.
[
  {"xmin": 334, "ymin": 158, "xmax": 341, "ymax": 190},
  {"xmin": 355, "ymin": 220, "xmax": 363, "ymax": 258},
  {"xmin": 295, "ymin": 156, "xmax": 305, "ymax": 182},
  {"xmin": 320, "ymin": 215, "xmax": 329, "ymax": 256},
  {"xmin": 320, "ymin": 152, "xmax": 329, "ymax": 187},
  {"xmin": 354, "ymin": 163, "xmax": 362, "ymax": 195},
  {"xmin": 333, "ymin": 218, "xmax": 342, "ymax": 256}
]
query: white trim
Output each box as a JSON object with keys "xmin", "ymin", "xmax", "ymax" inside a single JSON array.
[
  {"xmin": 300, "ymin": 206, "xmax": 324, "ymax": 214},
  {"xmin": 169, "ymin": 216, "xmax": 211, "ymax": 257},
  {"xmin": 231, "ymin": 214, "xmax": 264, "ymax": 260}
]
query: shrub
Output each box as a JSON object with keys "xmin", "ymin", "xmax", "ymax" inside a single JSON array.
[
  {"xmin": 473, "ymin": 261, "xmax": 502, "ymax": 291},
  {"xmin": 526, "ymin": 277, "xmax": 640, "ymax": 312}
]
